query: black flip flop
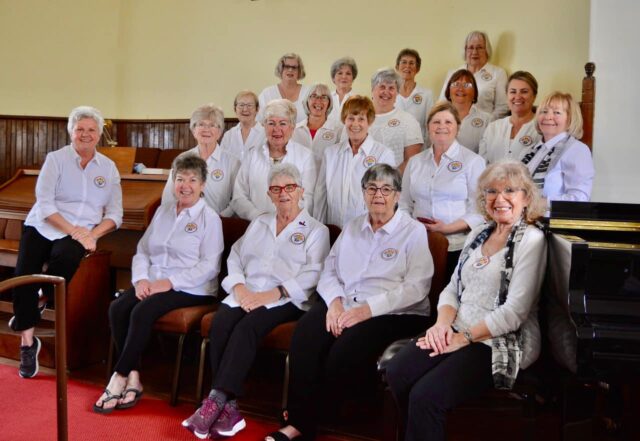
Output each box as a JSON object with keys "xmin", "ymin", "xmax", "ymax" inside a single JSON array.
[
  {"xmin": 116, "ymin": 388, "xmax": 143, "ymax": 410},
  {"xmin": 93, "ymin": 388, "xmax": 122, "ymax": 414}
]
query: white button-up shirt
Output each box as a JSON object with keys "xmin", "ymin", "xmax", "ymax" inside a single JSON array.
[
  {"xmin": 220, "ymin": 123, "xmax": 266, "ymax": 161},
  {"xmin": 291, "ymin": 117, "xmax": 343, "ymax": 168},
  {"xmin": 231, "ymin": 141, "xmax": 318, "ymax": 221},
  {"xmin": 479, "ymin": 116, "xmax": 541, "ymax": 164},
  {"xmin": 369, "ymin": 108, "xmax": 424, "ymax": 166},
  {"xmin": 457, "ymin": 105, "xmax": 493, "ymax": 154},
  {"xmin": 131, "ymin": 198, "xmax": 223, "ymax": 297},
  {"xmin": 257, "ymin": 85, "xmax": 310, "ymax": 124},
  {"xmin": 313, "ymin": 136, "xmax": 396, "ymax": 228},
  {"xmin": 399, "ymin": 141, "xmax": 486, "ymax": 251},
  {"xmin": 318, "ymin": 210, "xmax": 433, "ymax": 317},
  {"xmin": 161, "ymin": 146, "xmax": 240, "ymax": 217},
  {"xmin": 439, "ymin": 63, "xmax": 509, "ymax": 119},
  {"xmin": 328, "ymin": 89, "xmax": 355, "ymax": 122},
  {"xmin": 221, "ymin": 209, "xmax": 330, "ymax": 310},
  {"xmin": 395, "ymin": 84, "xmax": 434, "ymax": 140},
  {"xmin": 25, "ymin": 145, "xmax": 123, "ymax": 240}
]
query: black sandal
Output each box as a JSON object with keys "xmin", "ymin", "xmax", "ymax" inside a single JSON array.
[
  {"xmin": 93, "ymin": 388, "xmax": 122, "ymax": 414},
  {"xmin": 116, "ymin": 388, "xmax": 143, "ymax": 410}
]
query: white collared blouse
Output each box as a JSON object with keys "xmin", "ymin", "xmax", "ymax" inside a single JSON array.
[
  {"xmin": 457, "ymin": 105, "xmax": 493, "ymax": 154},
  {"xmin": 220, "ymin": 123, "xmax": 266, "ymax": 161},
  {"xmin": 479, "ymin": 116, "xmax": 541, "ymax": 164},
  {"xmin": 291, "ymin": 117, "xmax": 343, "ymax": 168},
  {"xmin": 395, "ymin": 84, "xmax": 434, "ymax": 140},
  {"xmin": 257, "ymin": 85, "xmax": 310, "ymax": 124}
]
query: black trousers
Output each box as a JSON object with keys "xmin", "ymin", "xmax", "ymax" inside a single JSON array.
[
  {"xmin": 285, "ymin": 300, "xmax": 429, "ymax": 438},
  {"xmin": 386, "ymin": 339, "xmax": 493, "ymax": 441},
  {"xmin": 109, "ymin": 287, "xmax": 213, "ymax": 376},
  {"xmin": 208, "ymin": 302, "xmax": 303, "ymax": 397},
  {"xmin": 12, "ymin": 226, "xmax": 86, "ymax": 331}
]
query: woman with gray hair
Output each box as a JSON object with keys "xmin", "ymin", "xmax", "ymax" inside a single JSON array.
[
  {"xmin": 369, "ymin": 68, "xmax": 424, "ymax": 173},
  {"xmin": 438, "ymin": 31, "xmax": 508, "ymax": 119},
  {"xmin": 162, "ymin": 103, "xmax": 240, "ymax": 216},
  {"xmin": 258, "ymin": 53, "xmax": 309, "ymax": 124},
  {"xmin": 291, "ymin": 83, "xmax": 343, "ymax": 166},
  {"xmin": 328, "ymin": 56, "xmax": 358, "ymax": 122},
  {"xmin": 232, "ymin": 99, "xmax": 317, "ymax": 220},
  {"xmin": 386, "ymin": 160, "xmax": 547, "ymax": 441},
  {"xmin": 183, "ymin": 163, "xmax": 330, "ymax": 439},
  {"xmin": 10, "ymin": 105, "xmax": 122, "ymax": 380},
  {"xmin": 266, "ymin": 164, "xmax": 433, "ymax": 441}
]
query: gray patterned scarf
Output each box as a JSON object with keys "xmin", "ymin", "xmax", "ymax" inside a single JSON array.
[{"xmin": 521, "ymin": 135, "xmax": 571, "ymax": 189}]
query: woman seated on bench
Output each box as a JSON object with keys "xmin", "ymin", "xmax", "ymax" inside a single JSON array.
[
  {"xmin": 10, "ymin": 105, "xmax": 122, "ymax": 379},
  {"xmin": 183, "ymin": 163, "xmax": 330, "ymax": 439},
  {"xmin": 94, "ymin": 155, "xmax": 223, "ymax": 414},
  {"xmin": 386, "ymin": 160, "xmax": 547, "ymax": 441}
]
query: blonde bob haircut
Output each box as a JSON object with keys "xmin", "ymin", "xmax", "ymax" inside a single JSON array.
[
  {"xmin": 535, "ymin": 91, "xmax": 584, "ymax": 139},
  {"xmin": 476, "ymin": 159, "xmax": 546, "ymax": 224},
  {"xmin": 275, "ymin": 53, "xmax": 306, "ymax": 80}
]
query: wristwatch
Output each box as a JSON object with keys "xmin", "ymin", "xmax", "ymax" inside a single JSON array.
[
  {"xmin": 462, "ymin": 328, "xmax": 473, "ymax": 343},
  {"xmin": 277, "ymin": 285, "xmax": 289, "ymax": 300}
]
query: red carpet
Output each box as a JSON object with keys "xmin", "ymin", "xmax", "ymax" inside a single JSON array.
[{"xmin": 0, "ymin": 364, "xmax": 344, "ymax": 441}]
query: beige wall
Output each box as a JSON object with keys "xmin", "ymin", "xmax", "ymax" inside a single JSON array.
[{"xmin": 0, "ymin": 0, "xmax": 590, "ymax": 119}]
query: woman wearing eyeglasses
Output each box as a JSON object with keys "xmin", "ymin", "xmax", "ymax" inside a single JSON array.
[
  {"xmin": 161, "ymin": 103, "xmax": 240, "ymax": 216},
  {"xmin": 438, "ymin": 31, "xmax": 508, "ymax": 119},
  {"xmin": 231, "ymin": 99, "xmax": 317, "ymax": 221},
  {"xmin": 479, "ymin": 71, "xmax": 541, "ymax": 164},
  {"xmin": 220, "ymin": 91, "xmax": 266, "ymax": 161},
  {"xmin": 258, "ymin": 53, "xmax": 309, "ymax": 124},
  {"xmin": 292, "ymin": 84, "xmax": 343, "ymax": 167},
  {"xmin": 444, "ymin": 69, "xmax": 493, "ymax": 153},
  {"xmin": 400, "ymin": 102, "xmax": 486, "ymax": 281},
  {"xmin": 395, "ymin": 48, "xmax": 434, "ymax": 141},
  {"xmin": 265, "ymin": 164, "xmax": 433, "ymax": 441},
  {"xmin": 386, "ymin": 160, "xmax": 547, "ymax": 441},
  {"xmin": 183, "ymin": 163, "xmax": 330, "ymax": 439}
]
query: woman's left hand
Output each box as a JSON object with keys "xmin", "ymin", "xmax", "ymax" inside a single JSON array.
[
  {"xmin": 424, "ymin": 218, "xmax": 448, "ymax": 233},
  {"xmin": 148, "ymin": 279, "xmax": 172, "ymax": 295},
  {"xmin": 338, "ymin": 304, "xmax": 372, "ymax": 329},
  {"xmin": 437, "ymin": 332, "xmax": 470, "ymax": 355},
  {"xmin": 240, "ymin": 289, "xmax": 279, "ymax": 312}
]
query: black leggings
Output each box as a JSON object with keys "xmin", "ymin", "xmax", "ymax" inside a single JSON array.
[{"xmin": 109, "ymin": 287, "xmax": 213, "ymax": 375}]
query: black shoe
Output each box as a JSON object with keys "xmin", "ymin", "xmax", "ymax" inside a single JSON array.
[{"xmin": 19, "ymin": 336, "xmax": 41, "ymax": 378}]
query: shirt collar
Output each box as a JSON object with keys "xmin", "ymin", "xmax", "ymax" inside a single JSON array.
[
  {"xmin": 179, "ymin": 198, "xmax": 206, "ymax": 218},
  {"xmin": 70, "ymin": 145, "xmax": 99, "ymax": 166},
  {"xmin": 545, "ymin": 132, "xmax": 569, "ymax": 148},
  {"xmin": 262, "ymin": 208, "xmax": 310, "ymax": 236},
  {"xmin": 442, "ymin": 140, "xmax": 462, "ymax": 160},
  {"xmin": 361, "ymin": 209, "xmax": 402, "ymax": 235}
]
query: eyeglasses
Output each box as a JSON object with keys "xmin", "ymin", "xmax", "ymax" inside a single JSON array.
[
  {"xmin": 363, "ymin": 185, "xmax": 396, "ymax": 196},
  {"xmin": 483, "ymin": 187, "xmax": 524, "ymax": 200},
  {"xmin": 450, "ymin": 81, "xmax": 473, "ymax": 89},
  {"xmin": 195, "ymin": 122, "xmax": 218, "ymax": 129},
  {"xmin": 309, "ymin": 94, "xmax": 330, "ymax": 101},
  {"xmin": 466, "ymin": 45, "xmax": 486, "ymax": 52},
  {"xmin": 236, "ymin": 103, "xmax": 256, "ymax": 109},
  {"xmin": 269, "ymin": 184, "xmax": 298, "ymax": 194},
  {"xmin": 283, "ymin": 64, "xmax": 299, "ymax": 71}
]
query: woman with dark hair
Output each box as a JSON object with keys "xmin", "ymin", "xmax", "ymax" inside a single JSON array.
[{"xmin": 395, "ymin": 48, "xmax": 434, "ymax": 139}]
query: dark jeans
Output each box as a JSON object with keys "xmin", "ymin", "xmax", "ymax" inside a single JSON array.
[
  {"xmin": 12, "ymin": 226, "xmax": 86, "ymax": 331},
  {"xmin": 208, "ymin": 302, "xmax": 303, "ymax": 397},
  {"xmin": 386, "ymin": 339, "xmax": 493, "ymax": 441},
  {"xmin": 109, "ymin": 287, "xmax": 212, "ymax": 375},
  {"xmin": 285, "ymin": 300, "xmax": 429, "ymax": 438}
]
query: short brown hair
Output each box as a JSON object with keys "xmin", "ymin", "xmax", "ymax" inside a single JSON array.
[
  {"xmin": 426, "ymin": 101, "xmax": 461, "ymax": 126},
  {"xmin": 444, "ymin": 69, "xmax": 478, "ymax": 104},
  {"xmin": 395, "ymin": 48, "xmax": 422, "ymax": 70},
  {"xmin": 341, "ymin": 95, "xmax": 376, "ymax": 124},
  {"xmin": 507, "ymin": 71, "xmax": 538, "ymax": 97}
]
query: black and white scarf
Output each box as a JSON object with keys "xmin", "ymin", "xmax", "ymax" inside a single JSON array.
[
  {"xmin": 521, "ymin": 134, "xmax": 571, "ymax": 190},
  {"xmin": 456, "ymin": 220, "xmax": 530, "ymax": 389}
]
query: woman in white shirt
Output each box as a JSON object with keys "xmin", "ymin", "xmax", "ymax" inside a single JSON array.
[
  {"xmin": 387, "ymin": 160, "xmax": 547, "ymax": 441},
  {"xmin": 94, "ymin": 156, "xmax": 223, "ymax": 414},
  {"xmin": 266, "ymin": 164, "xmax": 433, "ymax": 441},
  {"xmin": 291, "ymin": 83, "xmax": 343, "ymax": 167},
  {"xmin": 328, "ymin": 57, "xmax": 358, "ymax": 122},
  {"xmin": 313, "ymin": 95, "xmax": 395, "ymax": 227},
  {"xmin": 395, "ymin": 48, "xmax": 434, "ymax": 140},
  {"xmin": 480, "ymin": 71, "xmax": 541, "ymax": 164},
  {"xmin": 183, "ymin": 164, "xmax": 330, "ymax": 439},
  {"xmin": 220, "ymin": 91, "xmax": 266, "ymax": 161},
  {"xmin": 258, "ymin": 53, "xmax": 309, "ymax": 124},
  {"xmin": 520, "ymin": 91, "xmax": 594, "ymax": 207},
  {"xmin": 11, "ymin": 106, "xmax": 122, "ymax": 380},
  {"xmin": 162, "ymin": 103, "xmax": 240, "ymax": 216},
  {"xmin": 400, "ymin": 102, "xmax": 486, "ymax": 280}
]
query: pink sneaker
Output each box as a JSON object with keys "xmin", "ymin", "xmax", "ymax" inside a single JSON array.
[
  {"xmin": 209, "ymin": 400, "xmax": 246, "ymax": 438},
  {"xmin": 181, "ymin": 396, "xmax": 224, "ymax": 439}
]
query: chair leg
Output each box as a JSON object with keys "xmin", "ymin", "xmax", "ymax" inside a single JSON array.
[
  {"xmin": 281, "ymin": 353, "xmax": 290, "ymax": 410},
  {"xmin": 170, "ymin": 333, "xmax": 186, "ymax": 406},
  {"xmin": 196, "ymin": 337, "xmax": 209, "ymax": 404}
]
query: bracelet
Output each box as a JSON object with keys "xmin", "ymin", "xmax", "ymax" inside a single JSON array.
[
  {"xmin": 277, "ymin": 285, "xmax": 288, "ymax": 300},
  {"xmin": 462, "ymin": 328, "xmax": 473, "ymax": 343}
]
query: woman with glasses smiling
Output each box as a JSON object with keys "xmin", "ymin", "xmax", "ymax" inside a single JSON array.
[
  {"xmin": 183, "ymin": 163, "xmax": 329, "ymax": 439},
  {"xmin": 386, "ymin": 160, "xmax": 547, "ymax": 441},
  {"xmin": 438, "ymin": 31, "xmax": 508, "ymax": 119},
  {"xmin": 220, "ymin": 91, "xmax": 266, "ymax": 161},
  {"xmin": 258, "ymin": 53, "xmax": 309, "ymax": 124},
  {"xmin": 292, "ymin": 83, "xmax": 343, "ymax": 167},
  {"xmin": 265, "ymin": 164, "xmax": 433, "ymax": 441}
]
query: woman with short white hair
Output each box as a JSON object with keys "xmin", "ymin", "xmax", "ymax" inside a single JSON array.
[
  {"xmin": 231, "ymin": 99, "xmax": 317, "ymax": 220},
  {"xmin": 258, "ymin": 53, "xmax": 309, "ymax": 124}
]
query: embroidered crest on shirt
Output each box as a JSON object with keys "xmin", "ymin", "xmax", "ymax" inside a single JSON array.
[
  {"xmin": 447, "ymin": 161, "xmax": 463, "ymax": 172},
  {"xmin": 519, "ymin": 135, "xmax": 533, "ymax": 146},
  {"xmin": 480, "ymin": 71, "xmax": 492, "ymax": 81},
  {"xmin": 381, "ymin": 248, "xmax": 398, "ymax": 260},
  {"xmin": 322, "ymin": 132, "xmax": 335, "ymax": 141},
  {"xmin": 211, "ymin": 169, "xmax": 224, "ymax": 181},
  {"xmin": 93, "ymin": 176, "xmax": 106, "ymax": 188},
  {"xmin": 363, "ymin": 155, "xmax": 377, "ymax": 168},
  {"xmin": 290, "ymin": 232, "xmax": 306, "ymax": 245},
  {"xmin": 185, "ymin": 222, "xmax": 198, "ymax": 233},
  {"xmin": 388, "ymin": 118, "xmax": 401, "ymax": 128},
  {"xmin": 473, "ymin": 255, "xmax": 491, "ymax": 269},
  {"xmin": 471, "ymin": 118, "xmax": 484, "ymax": 128},
  {"xmin": 412, "ymin": 94, "xmax": 423, "ymax": 105}
]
